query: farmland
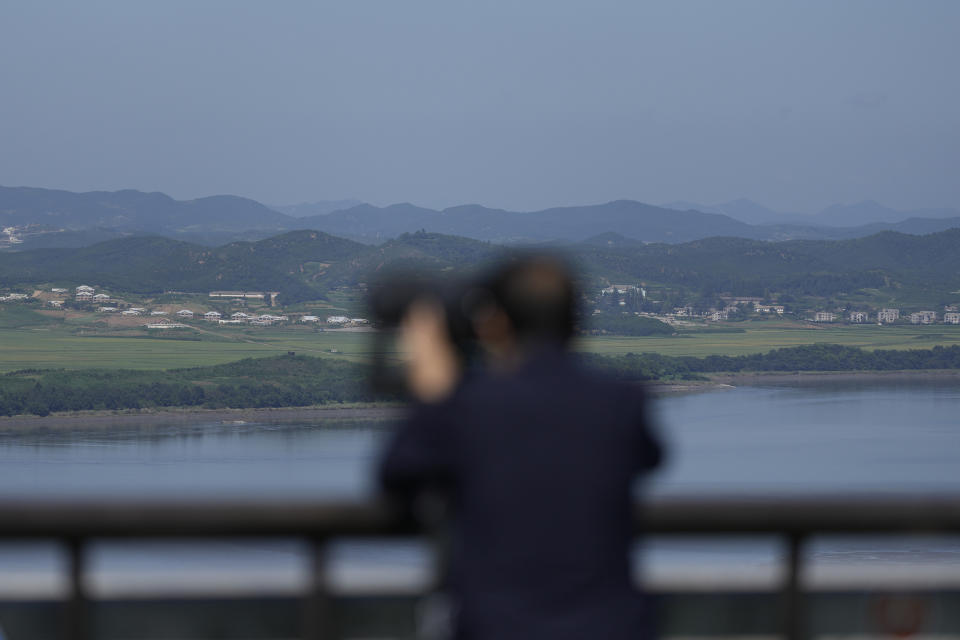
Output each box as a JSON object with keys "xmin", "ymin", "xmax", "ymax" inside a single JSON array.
[
  {"xmin": 575, "ymin": 320, "xmax": 960, "ymax": 357},
  {"xmin": 3, "ymin": 310, "xmax": 960, "ymax": 373}
]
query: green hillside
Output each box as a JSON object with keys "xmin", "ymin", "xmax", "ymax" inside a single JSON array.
[
  {"xmin": 1, "ymin": 227, "xmax": 958, "ymax": 306},
  {"xmin": 0, "ymin": 231, "xmax": 367, "ymax": 302},
  {"xmin": 575, "ymin": 229, "xmax": 960, "ymax": 299}
]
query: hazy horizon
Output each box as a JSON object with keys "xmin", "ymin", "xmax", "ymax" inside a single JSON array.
[{"xmin": 2, "ymin": 1, "xmax": 957, "ymax": 214}]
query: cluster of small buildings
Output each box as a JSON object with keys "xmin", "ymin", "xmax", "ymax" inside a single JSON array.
[
  {"xmin": 811, "ymin": 307, "xmax": 960, "ymax": 325},
  {"xmin": 0, "ymin": 292, "xmax": 29, "ymax": 302},
  {"xmin": 323, "ymin": 315, "xmax": 369, "ymax": 326},
  {"xmin": 672, "ymin": 301, "xmax": 785, "ymax": 321},
  {"xmin": 208, "ymin": 291, "xmax": 280, "ymax": 306},
  {"xmin": 601, "ymin": 284, "xmax": 646, "ymax": 297}
]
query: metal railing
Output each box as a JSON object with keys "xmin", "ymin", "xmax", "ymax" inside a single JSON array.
[{"xmin": 1, "ymin": 494, "xmax": 959, "ymax": 640}]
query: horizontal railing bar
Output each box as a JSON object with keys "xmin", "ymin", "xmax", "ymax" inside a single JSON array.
[{"xmin": 0, "ymin": 494, "xmax": 957, "ymax": 538}]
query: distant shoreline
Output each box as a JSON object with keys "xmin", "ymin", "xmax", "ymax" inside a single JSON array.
[
  {"xmin": 642, "ymin": 368, "xmax": 960, "ymax": 396},
  {"xmin": 1, "ymin": 369, "xmax": 957, "ymax": 428},
  {"xmin": 0, "ymin": 405, "xmax": 404, "ymax": 430},
  {"xmin": 708, "ymin": 369, "xmax": 960, "ymax": 385}
]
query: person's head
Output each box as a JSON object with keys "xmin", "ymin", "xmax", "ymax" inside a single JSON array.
[{"xmin": 471, "ymin": 252, "xmax": 577, "ymax": 358}]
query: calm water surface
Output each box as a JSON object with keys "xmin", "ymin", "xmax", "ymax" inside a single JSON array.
[
  {"xmin": 0, "ymin": 381, "xmax": 957, "ymax": 498},
  {"xmin": 0, "ymin": 381, "xmax": 957, "ymax": 592}
]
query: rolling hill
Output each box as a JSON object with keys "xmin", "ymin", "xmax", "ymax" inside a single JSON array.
[
  {"xmin": 2, "ymin": 227, "xmax": 959, "ymax": 305},
  {"xmin": 3, "ymin": 186, "xmax": 958, "ymax": 250}
]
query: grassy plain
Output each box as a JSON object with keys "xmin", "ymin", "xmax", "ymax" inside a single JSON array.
[
  {"xmin": 575, "ymin": 320, "xmax": 960, "ymax": 357},
  {"xmin": 3, "ymin": 308, "xmax": 960, "ymax": 372},
  {"xmin": 0, "ymin": 326, "xmax": 379, "ymax": 372}
]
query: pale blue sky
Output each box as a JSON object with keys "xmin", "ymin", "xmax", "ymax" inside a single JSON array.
[{"xmin": 1, "ymin": 1, "xmax": 957, "ymax": 213}]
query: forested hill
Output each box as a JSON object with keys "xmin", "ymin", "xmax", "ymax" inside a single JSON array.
[
  {"xmin": 574, "ymin": 229, "xmax": 960, "ymax": 296},
  {"xmin": 1, "ymin": 227, "xmax": 958, "ymax": 302},
  {"xmin": 0, "ymin": 230, "xmax": 498, "ymax": 302},
  {"xmin": 0, "ymin": 231, "xmax": 367, "ymax": 302}
]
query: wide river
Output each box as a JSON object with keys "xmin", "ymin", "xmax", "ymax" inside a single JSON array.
[{"xmin": 0, "ymin": 379, "xmax": 958, "ymax": 596}]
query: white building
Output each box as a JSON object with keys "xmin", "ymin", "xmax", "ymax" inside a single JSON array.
[
  {"xmin": 121, "ymin": 309, "xmax": 141, "ymax": 316},
  {"xmin": 150, "ymin": 311, "xmax": 168, "ymax": 316},
  {"xmin": 601, "ymin": 284, "xmax": 639, "ymax": 295},
  {"xmin": 877, "ymin": 309, "xmax": 900, "ymax": 323},
  {"xmin": 910, "ymin": 311, "xmax": 937, "ymax": 325},
  {"xmin": 813, "ymin": 312, "xmax": 836, "ymax": 323},
  {"xmin": 204, "ymin": 311, "xmax": 222, "ymax": 321},
  {"xmin": 849, "ymin": 311, "xmax": 869, "ymax": 323},
  {"xmin": 301, "ymin": 315, "xmax": 320, "ymax": 323},
  {"xmin": 51, "ymin": 288, "xmax": 68, "ymax": 293},
  {"xmin": 75, "ymin": 292, "xmax": 93, "ymax": 302},
  {"xmin": 945, "ymin": 312, "xmax": 960, "ymax": 325},
  {"xmin": 710, "ymin": 310, "xmax": 728, "ymax": 321},
  {"xmin": 146, "ymin": 321, "xmax": 187, "ymax": 329},
  {"xmin": 93, "ymin": 293, "xmax": 111, "ymax": 301},
  {"xmin": 231, "ymin": 312, "xmax": 251, "ymax": 321},
  {"xmin": 755, "ymin": 304, "xmax": 785, "ymax": 315},
  {"xmin": 76, "ymin": 285, "xmax": 94, "ymax": 293},
  {"xmin": 176, "ymin": 309, "xmax": 194, "ymax": 318},
  {"xmin": 98, "ymin": 306, "xmax": 118, "ymax": 313},
  {"xmin": 326, "ymin": 315, "xmax": 350, "ymax": 324},
  {"xmin": 350, "ymin": 318, "xmax": 369, "ymax": 324},
  {"xmin": 48, "ymin": 300, "xmax": 63, "ymax": 308}
]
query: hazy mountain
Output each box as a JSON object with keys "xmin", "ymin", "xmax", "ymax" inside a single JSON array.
[
  {"xmin": 805, "ymin": 200, "xmax": 960, "ymax": 227},
  {"xmin": 3, "ymin": 186, "xmax": 958, "ymax": 251},
  {"xmin": 661, "ymin": 198, "xmax": 795, "ymax": 225},
  {"xmin": 810, "ymin": 200, "xmax": 907, "ymax": 226},
  {"xmin": 297, "ymin": 200, "xmax": 758, "ymax": 244},
  {"xmin": 663, "ymin": 198, "xmax": 960, "ymax": 229},
  {"xmin": 271, "ymin": 199, "xmax": 364, "ymax": 217},
  {"xmin": 0, "ymin": 186, "xmax": 295, "ymax": 232}
]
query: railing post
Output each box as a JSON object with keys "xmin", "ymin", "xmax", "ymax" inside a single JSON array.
[
  {"xmin": 64, "ymin": 536, "xmax": 88, "ymax": 640},
  {"xmin": 303, "ymin": 536, "xmax": 332, "ymax": 640},
  {"xmin": 782, "ymin": 533, "xmax": 806, "ymax": 640}
]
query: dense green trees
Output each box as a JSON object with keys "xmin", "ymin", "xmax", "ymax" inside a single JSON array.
[
  {"xmin": 581, "ymin": 344, "xmax": 960, "ymax": 381},
  {"xmin": 583, "ymin": 314, "xmax": 674, "ymax": 336},
  {"xmin": 0, "ymin": 355, "xmax": 382, "ymax": 417},
  {"xmin": 2, "ymin": 345, "xmax": 960, "ymax": 416}
]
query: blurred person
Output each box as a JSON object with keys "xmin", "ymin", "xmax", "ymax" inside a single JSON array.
[{"xmin": 378, "ymin": 254, "xmax": 663, "ymax": 640}]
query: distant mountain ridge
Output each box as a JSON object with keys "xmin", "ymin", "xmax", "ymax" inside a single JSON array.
[
  {"xmin": 2, "ymin": 185, "xmax": 958, "ymax": 249},
  {"xmin": 662, "ymin": 198, "xmax": 960, "ymax": 228},
  {"xmin": 297, "ymin": 200, "xmax": 759, "ymax": 244},
  {"xmin": 270, "ymin": 199, "xmax": 363, "ymax": 217},
  {"xmin": 0, "ymin": 185, "xmax": 295, "ymax": 232}
]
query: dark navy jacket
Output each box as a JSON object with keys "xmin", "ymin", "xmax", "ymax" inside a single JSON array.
[{"xmin": 379, "ymin": 349, "xmax": 663, "ymax": 640}]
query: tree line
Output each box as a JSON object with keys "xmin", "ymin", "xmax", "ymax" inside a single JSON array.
[
  {"xmin": 2, "ymin": 345, "xmax": 960, "ymax": 416},
  {"xmin": 581, "ymin": 344, "xmax": 960, "ymax": 381}
]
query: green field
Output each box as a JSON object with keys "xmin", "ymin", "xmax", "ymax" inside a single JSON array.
[
  {"xmin": 575, "ymin": 320, "xmax": 960, "ymax": 357},
  {"xmin": 2, "ymin": 314, "xmax": 960, "ymax": 372},
  {"xmin": 0, "ymin": 326, "xmax": 380, "ymax": 372}
]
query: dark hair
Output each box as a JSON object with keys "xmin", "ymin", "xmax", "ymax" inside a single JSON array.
[{"xmin": 483, "ymin": 252, "xmax": 577, "ymax": 345}]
